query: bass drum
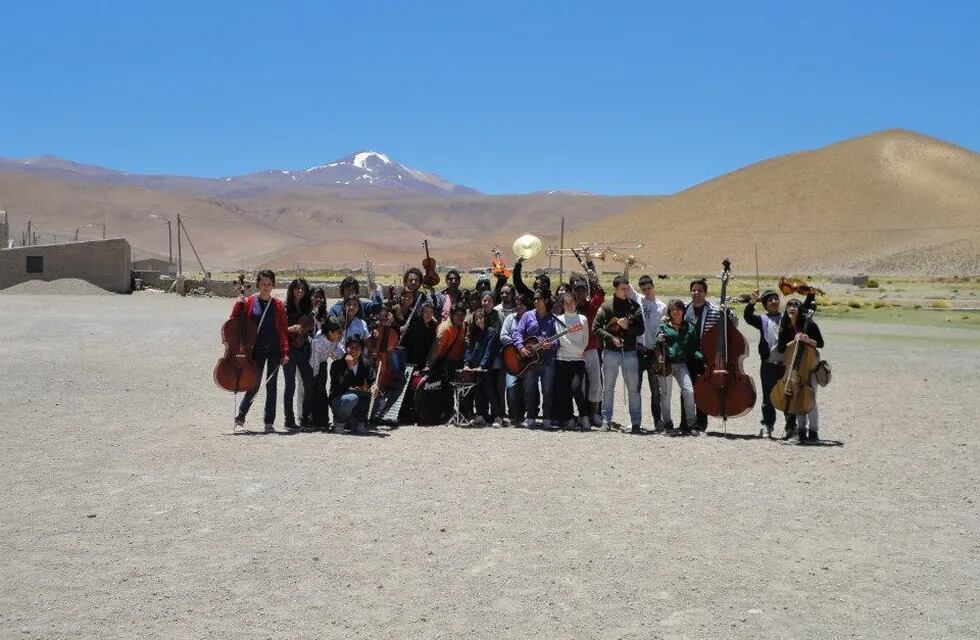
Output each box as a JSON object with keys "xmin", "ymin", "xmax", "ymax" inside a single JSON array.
[{"xmin": 412, "ymin": 373, "xmax": 452, "ymax": 425}]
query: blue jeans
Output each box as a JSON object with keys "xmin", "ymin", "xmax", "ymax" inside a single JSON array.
[
  {"xmin": 331, "ymin": 392, "xmax": 367, "ymax": 426},
  {"xmin": 236, "ymin": 345, "xmax": 281, "ymax": 425},
  {"xmin": 523, "ymin": 359, "xmax": 555, "ymax": 421},
  {"xmin": 282, "ymin": 343, "xmax": 313, "ymax": 426},
  {"xmin": 505, "ymin": 372, "xmax": 525, "ymax": 421},
  {"xmin": 602, "ymin": 349, "xmax": 641, "ymax": 426}
]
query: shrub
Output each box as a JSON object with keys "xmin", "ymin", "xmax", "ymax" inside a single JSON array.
[
  {"xmin": 872, "ymin": 301, "xmax": 890, "ymax": 308},
  {"xmin": 930, "ymin": 299, "xmax": 951, "ymax": 309},
  {"xmin": 848, "ymin": 300, "xmax": 863, "ymax": 309},
  {"xmin": 865, "ymin": 279, "xmax": 879, "ymax": 288}
]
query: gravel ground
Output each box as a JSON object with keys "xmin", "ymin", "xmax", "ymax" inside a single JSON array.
[{"xmin": 1, "ymin": 292, "xmax": 978, "ymax": 639}]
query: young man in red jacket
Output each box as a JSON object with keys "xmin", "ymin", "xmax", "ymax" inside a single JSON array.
[{"xmin": 230, "ymin": 269, "xmax": 290, "ymax": 433}]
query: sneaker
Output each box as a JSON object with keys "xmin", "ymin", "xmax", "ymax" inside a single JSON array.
[
  {"xmin": 597, "ymin": 420, "xmax": 613, "ymax": 432},
  {"xmin": 234, "ymin": 415, "xmax": 246, "ymax": 427},
  {"xmin": 470, "ymin": 415, "xmax": 487, "ymax": 427},
  {"xmin": 685, "ymin": 425, "xmax": 700, "ymax": 436},
  {"xmin": 577, "ymin": 416, "xmax": 591, "ymax": 431},
  {"xmin": 334, "ymin": 423, "xmax": 347, "ymax": 434},
  {"xmin": 561, "ymin": 419, "xmax": 575, "ymax": 430},
  {"xmin": 521, "ymin": 418, "xmax": 535, "ymax": 429},
  {"xmin": 631, "ymin": 425, "xmax": 643, "ymax": 435},
  {"xmin": 264, "ymin": 423, "xmax": 275, "ymax": 434},
  {"xmin": 284, "ymin": 419, "xmax": 299, "ymax": 431},
  {"xmin": 355, "ymin": 422, "xmax": 367, "ymax": 434},
  {"xmin": 590, "ymin": 414, "xmax": 603, "ymax": 427},
  {"xmin": 785, "ymin": 433, "xmax": 802, "ymax": 445},
  {"xmin": 807, "ymin": 430, "xmax": 819, "ymax": 443},
  {"xmin": 491, "ymin": 418, "xmax": 504, "ymax": 428},
  {"xmin": 652, "ymin": 421, "xmax": 665, "ymax": 434}
]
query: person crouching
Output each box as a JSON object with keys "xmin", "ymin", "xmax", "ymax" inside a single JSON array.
[{"xmin": 329, "ymin": 334, "xmax": 370, "ymax": 434}]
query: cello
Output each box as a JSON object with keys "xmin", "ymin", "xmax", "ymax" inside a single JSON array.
[
  {"xmin": 213, "ymin": 273, "xmax": 260, "ymax": 395},
  {"xmin": 692, "ymin": 259, "xmax": 757, "ymax": 429},
  {"xmin": 770, "ymin": 306, "xmax": 819, "ymax": 416}
]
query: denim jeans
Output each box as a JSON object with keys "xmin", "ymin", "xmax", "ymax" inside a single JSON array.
[
  {"xmin": 236, "ymin": 345, "xmax": 281, "ymax": 425},
  {"xmin": 602, "ymin": 349, "xmax": 641, "ymax": 426},
  {"xmin": 660, "ymin": 363, "xmax": 696, "ymax": 428},
  {"xmin": 523, "ymin": 359, "xmax": 555, "ymax": 421},
  {"xmin": 636, "ymin": 347, "xmax": 663, "ymax": 424},
  {"xmin": 331, "ymin": 392, "xmax": 367, "ymax": 426},
  {"xmin": 282, "ymin": 343, "xmax": 313, "ymax": 426},
  {"xmin": 505, "ymin": 372, "xmax": 526, "ymax": 422}
]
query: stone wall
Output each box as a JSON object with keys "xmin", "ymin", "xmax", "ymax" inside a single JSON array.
[{"xmin": 0, "ymin": 238, "xmax": 132, "ymax": 293}]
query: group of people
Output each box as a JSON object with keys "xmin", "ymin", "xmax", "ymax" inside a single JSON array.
[{"xmin": 228, "ymin": 256, "xmax": 825, "ymax": 444}]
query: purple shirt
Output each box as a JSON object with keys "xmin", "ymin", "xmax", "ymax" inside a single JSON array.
[{"xmin": 513, "ymin": 310, "xmax": 558, "ymax": 362}]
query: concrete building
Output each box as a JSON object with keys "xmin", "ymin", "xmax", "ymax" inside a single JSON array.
[
  {"xmin": 132, "ymin": 257, "xmax": 173, "ymax": 273},
  {"xmin": 0, "ymin": 238, "xmax": 132, "ymax": 293},
  {"xmin": 0, "ymin": 209, "xmax": 8, "ymax": 249}
]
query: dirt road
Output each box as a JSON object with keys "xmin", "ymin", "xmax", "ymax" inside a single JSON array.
[{"xmin": 1, "ymin": 292, "xmax": 978, "ymax": 639}]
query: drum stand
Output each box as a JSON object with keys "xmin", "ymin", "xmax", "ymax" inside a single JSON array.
[{"xmin": 448, "ymin": 380, "xmax": 478, "ymax": 426}]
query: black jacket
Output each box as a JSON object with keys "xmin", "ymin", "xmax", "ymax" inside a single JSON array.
[
  {"xmin": 328, "ymin": 358, "xmax": 370, "ymax": 400},
  {"xmin": 593, "ymin": 296, "xmax": 644, "ymax": 351}
]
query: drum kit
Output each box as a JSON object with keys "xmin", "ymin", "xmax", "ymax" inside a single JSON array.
[{"xmin": 448, "ymin": 368, "xmax": 485, "ymax": 426}]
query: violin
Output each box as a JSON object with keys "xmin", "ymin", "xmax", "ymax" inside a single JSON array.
[
  {"xmin": 491, "ymin": 247, "xmax": 512, "ymax": 279},
  {"xmin": 778, "ymin": 277, "xmax": 825, "ymax": 297},
  {"xmin": 604, "ymin": 316, "xmax": 634, "ymax": 335},
  {"xmin": 692, "ymin": 259, "xmax": 757, "ymax": 424},
  {"xmin": 771, "ymin": 308, "xmax": 820, "ymax": 415},
  {"xmin": 652, "ymin": 329, "xmax": 672, "ymax": 377},
  {"xmin": 422, "ymin": 240, "xmax": 440, "ymax": 288},
  {"xmin": 213, "ymin": 273, "xmax": 260, "ymax": 393}
]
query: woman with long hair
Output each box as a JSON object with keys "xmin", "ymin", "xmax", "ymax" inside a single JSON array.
[
  {"xmin": 776, "ymin": 297, "xmax": 825, "ymax": 444},
  {"xmin": 283, "ymin": 277, "xmax": 315, "ymax": 430},
  {"xmin": 461, "ymin": 307, "xmax": 504, "ymax": 426},
  {"xmin": 553, "ymin": 292, "xmax": 590, "ymax": 430},
  {"xmin": 657, "ymin": 299, "xmax": 703, "ymax": 435}
]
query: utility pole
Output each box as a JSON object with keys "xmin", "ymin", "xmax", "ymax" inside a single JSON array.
[
  {"xmin": 177, "ymin": 214, "xmax": 183, "ymax": 276},
  {"xmin": 75, "ymin": 228, "xmax": 79, "ymax": 241},
  {"xmin": 167, "ymin": 218, "xmax": 173, "ymax": 272},
  {"xmin": 102, "ymin": 223, "xmax": 106, "ymax": 239},
  {"xmin": 558, "ymin": 216, "xmax": 565, "ymax": 283}
]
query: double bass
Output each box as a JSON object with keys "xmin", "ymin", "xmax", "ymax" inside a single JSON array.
[
  {"xmin": 213, "ymin": 273, "xmax": 260, "ymax": 393},
  {"xmin": 692, "ymin": 259, "xmax": 756, "ymax": 427}
]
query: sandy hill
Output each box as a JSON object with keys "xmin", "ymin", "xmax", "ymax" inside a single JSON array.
[
  {"xmin": 571, "ymin": 129, "xmax": 980, "ymax": 276},
  {"xmin": 0, "ymin": 167, "xmax": 648, "ymax": 270},
  {"xmin": 3, "ymin": 129, "xmax": 979, "ymax": 275}
]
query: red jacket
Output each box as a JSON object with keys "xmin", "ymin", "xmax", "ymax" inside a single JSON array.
[
  {"xmin": 229, "ymin": 294, "xmax": 290, "ymax": 360},
  {"xmin": 584, "ymin": 288, "xmax": 604, "ymax": 351}
]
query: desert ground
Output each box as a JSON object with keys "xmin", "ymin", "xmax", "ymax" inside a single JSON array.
[{"xmin": 2, "ymin": 286, "xmax": 979, "ymax": 639}]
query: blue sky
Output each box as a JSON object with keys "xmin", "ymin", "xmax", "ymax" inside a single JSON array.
[{"xmin": 2, "ymin": 1, "xmax": 978, "ymax": 195}]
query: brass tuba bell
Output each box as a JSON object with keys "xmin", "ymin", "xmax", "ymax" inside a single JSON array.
[{"xmin": 512, "ymin": 234, "xmax": 543, "ymax": 260}]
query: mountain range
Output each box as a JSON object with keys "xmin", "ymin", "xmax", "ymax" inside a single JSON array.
[{"xmin": 2, "ymin": 129, "xmax": 979, "ymax": 275}]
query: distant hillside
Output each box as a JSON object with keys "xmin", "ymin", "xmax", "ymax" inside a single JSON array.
[
  {"xmin": 3, "ymin": 130, "xmax": 979, "ymax": 275},
  {"xmin": 572, "ymin": 130, "xmax": 980, "ymax": 276}
]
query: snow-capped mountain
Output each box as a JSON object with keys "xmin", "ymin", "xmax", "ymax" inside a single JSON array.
[
  {"xmin": 230, "ymin": 151, "xmax": 481, "ymax": 196},
  {"xmin": 0, "ymin": 150, "xmax": 480, "ymax": 197}
]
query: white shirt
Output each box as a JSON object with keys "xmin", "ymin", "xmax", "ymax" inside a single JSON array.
[
  {"xmin": 628, "ymin": 285, "xmax": 668, "ymax": 348},
  {"xmin": 556, "ymin": 313, "xmax": 588, "ymax": 361},
  {"xmin": 309, "ymin": 332, "xmax": 345, "ymax": 370}
]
